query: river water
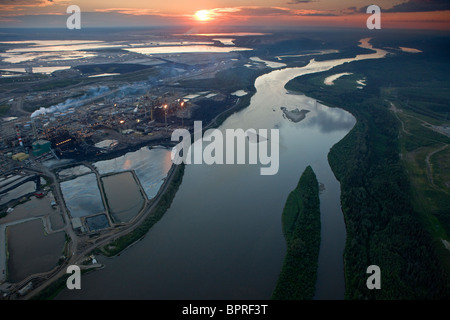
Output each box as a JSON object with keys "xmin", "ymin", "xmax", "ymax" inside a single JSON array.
[{"xmin": 57, "ymin": 40, "xmax": 386, "ymax": 300}]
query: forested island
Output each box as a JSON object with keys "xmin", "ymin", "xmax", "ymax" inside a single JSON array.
[{"xmin": 272, "ymin": 165, "xmax": 321, "ymax": 300}]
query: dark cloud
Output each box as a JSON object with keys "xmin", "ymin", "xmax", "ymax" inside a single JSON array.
[
  {"xmin": 0, "ymin": 0, "xmax": 55, "ymax": 6},
  {"xmin": 287, "ymin": 0, "xmax": 317, "ymax": 4},
  {"xmin": 345, "ymin": 0, "xmax": 450, "ymax": 14},
  {"xmin": 237, "ymin": 7, "xmax": 291, "ymax": 16},
  {"xmin": 302, "ymin": 12, "xmax": 337, "ymax": 16},
  {"xmin": 234, "ymin": 7, "xmax": 335, "ymax": 17},
  {"xmin": 385, "ymin": 0, "xmax": 450, "ymax": 12},
  {"xmin": 0, "ymin": 0, "xmax": 44, "ymax": 3}
]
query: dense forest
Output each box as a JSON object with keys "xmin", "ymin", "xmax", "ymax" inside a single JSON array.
[
  {"xmin": 285, "ymin": 43, "xmax": 450, "ymax": 299},
  {"xmin": 272, "ymin": 166, "xmax": 321, "ymax": 300}
]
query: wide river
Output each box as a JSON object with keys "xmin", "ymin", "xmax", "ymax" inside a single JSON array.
[{"xmin": 57, "ymin": 40, "xmax": 386, "ymax": 299}]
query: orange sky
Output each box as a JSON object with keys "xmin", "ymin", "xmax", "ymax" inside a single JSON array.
[{"xmin": 0, "ymin": 0, "xmax": 449, "ymax": 30}]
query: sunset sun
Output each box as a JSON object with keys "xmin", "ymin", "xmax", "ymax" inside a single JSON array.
[{"xmin": 195, "ymin": 10, "xmax": 213, "ymax": 22}]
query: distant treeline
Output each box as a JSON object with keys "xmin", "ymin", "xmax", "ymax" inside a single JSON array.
[
  {"xmin": 285, "ymin": 51, "xmax": 450, "ymax": 299},
  {"xmin": 75, "ymin": 63, "xmax": 153, "ymax": 75},
  {"xmin": 272, "ymin": 165, "xmax": 321, "ymax": 300}
]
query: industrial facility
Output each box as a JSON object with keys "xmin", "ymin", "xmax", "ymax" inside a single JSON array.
[{"xmin": 0, "ymin": 84, "xmax": 230, "ymax": 166}]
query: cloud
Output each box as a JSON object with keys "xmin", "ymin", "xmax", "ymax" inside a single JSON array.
[
  {"xmin": 385, "ymin": 0, "xmax": 450, "ymax": 12},
  {"xmin": 0, "ymin": 0, "xmax": 47, "ymax": 3},
  {"xmin": 203, "ymin": 6, "xmax": 335, "ymax": 18},
  {"xmin": 0, "ymin": 0, "xmax": 59, "ymax": 7},
  {"xmin": 0, "ymin": 11, "xmax": 184, "ymax": 27},
  {"xmin": 287, "ymin": 0, "xmax": 317, "ymax": 4},
  {"xmin": 95, "ymin": 8, "xmax": 161, "ymax": 16},
  {"xmin": 251, "ymin": 7, "xmax": 335, "ymax": 16},
  {"xmin": 298, "ymin": 11, "xmax": 337, "ymax": 16},
  {"xmin": 343, "ymin": 0, "xmax": 450, "ymax": 15},
  {"xmin": 0, "ymin": 0, "xmax": 66, "ymax": 13}
]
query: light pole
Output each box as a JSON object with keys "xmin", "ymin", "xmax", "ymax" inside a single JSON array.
[
  {"xmin": 163, "ymin": 104, "xmax": 168, "ymax": 132},
  {"xmin": 180, "ymin": 100, "xmax": 185, "ymax": 127}
]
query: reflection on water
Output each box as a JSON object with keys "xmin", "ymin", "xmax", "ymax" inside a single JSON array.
[
  {"xmin": 182, "ymin": 33, "xmax": 268, "ymax": 36},
  {"xmin": 32, "ymin": 66, "xmax": 72, "ymax": 74},
  {"xmin": 212, "ymin": 38, "xmax": 235, "ymax": 45},
  {"xmin": 231, "ymin": 90, "xmax": 248, "ymax": 97},
  {"xmin": 7, "ymin": 219, "xmax": 65, "ymax": 283},
  {"xmin": 0, "ymin": 51, "xmax": 96, "ymax": 64},
  {"xmin": 0, "ymin": 40, "xmax": 106, "ymax": 46},
  {"xmin": 324, "ymin": 72, "xmax": 353, "ymax": 86},
  {"xmin": 4, "ymin": 42, "xmax": 121, "ymax": 53},
  {"xmin": 0, "ymin": 66, "xmax": 71, "ymax": 74},
  {"xmin": 85, "ymin": 214, "xmax": 110, "ymax": 232},
  {"xmin": 250, "ymin": 57, "xmax": 286, "ymax": 69},
  {"xmin": 88, "ymin": 73, "xmax": 120, "ymax": 78},
  {"xmin": 129, "ymin": 41, "xmax": 214, "ymax": 46},
  {"xmin": 102, "ymin": 172, "xmax": 145, "ymax": 223},
  {"xmin": 0, "ymin": 181, "xmax": 36, "ymax": 206},
  {"xmin": 399, "ymin": 47, "xmax": 422, "ymax": 53},
  {"xmin": 125, "ymin": 45, "xmax": 252, "ymax": 55},
  {"xmin": 0, "ymin": 39, "xmax": 251, "ymax": 64},
  {"xmin": 60, "ymin": 173, "xmax": 104, "ymax": 218},
  {"xmin": 58, "ymin": 165, "xmax": 92, "ymax": 180},
  {"xmin": 301, "ymin": 101, "xmax": 356, "ymax": 133},
  {"xmin": 94, "ymin": 147, "xmax": 172, "ymax": 200}
]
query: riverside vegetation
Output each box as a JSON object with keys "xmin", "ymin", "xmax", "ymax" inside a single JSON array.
[{"xmin": 285, "ymin": 36, "xmax": 450, "ymax": 299}]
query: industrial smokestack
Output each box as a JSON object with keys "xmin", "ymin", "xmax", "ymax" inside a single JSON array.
[{"xmin": 16, "ymin": 125, "xmax": 23, "ymax": 147}]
